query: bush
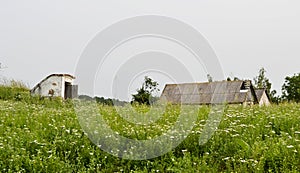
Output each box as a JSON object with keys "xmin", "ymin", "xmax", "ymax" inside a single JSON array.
[{"xmin": 0, "ymin": 86, "xmax": 29, "ymax": 100}]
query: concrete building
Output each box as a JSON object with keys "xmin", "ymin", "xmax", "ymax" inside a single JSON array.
[{"xmin": 30, "ymin": 74, "xmax": 78, "ymax": 99}]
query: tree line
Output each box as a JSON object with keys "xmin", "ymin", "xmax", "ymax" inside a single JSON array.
[
  {"xmin": 227, "ymin": 68, "xmax": 300, "ymax": 103},
  {"xmin": 133, "ymin": 68, "xmax": 300, "ymax": 105},
  {"xmin": 1, "ymin": 62, "xmax": 299, "ymax": 104},
  {"xmin": 78, "ymin": 95, "xmax": 128, "ymax": 106}
]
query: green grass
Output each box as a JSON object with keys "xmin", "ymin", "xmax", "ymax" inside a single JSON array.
[{"xmin": 0, "ymin": 89, "xmax": 299, "ymax": 172}]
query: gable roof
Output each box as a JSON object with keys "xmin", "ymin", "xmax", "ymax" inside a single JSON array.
[
  {"xmin": 31, "ymin": 74, "xmax": 75, "ymax": 93},
  {"xmin": 255, "ymin": 88, "xmax": 270, "ymax": 101},
  {"xmin": 160, "ymin": 80, "xmax": 258, "ymax": 104}
]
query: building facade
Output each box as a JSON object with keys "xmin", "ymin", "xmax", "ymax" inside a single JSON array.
[
  {"xmin": 30, "ymin": 74, "xmax": 78, "ymax": 99},
  {"xmin": 255, "ymin": 89, "xmax": 271, "ymax": 106}
]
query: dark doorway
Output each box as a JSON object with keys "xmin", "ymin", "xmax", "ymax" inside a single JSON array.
[
  {"xmin": 64, "ymin": 82, "xmax": 71, "ymax": 99},
  {"xmin": 64, "ymin": 82, "xmax": 78, "ymax": 99}
]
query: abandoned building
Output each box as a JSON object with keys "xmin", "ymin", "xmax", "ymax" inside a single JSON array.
[
  {"xmin": 255, "ymin": 88, "xmax": 271, "ymax": 106},
  {"xmin": 160, "ymin": 80, "xmax": 266, "ymax": 106},
  {"xmin": 30, "ymin": 74, "xmax": 78, "ymax": 99}
]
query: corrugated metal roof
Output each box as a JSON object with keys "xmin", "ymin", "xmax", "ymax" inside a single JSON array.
[{"xmin": 160, "ymin": 80, "xmax": 257, "ymax": 104}]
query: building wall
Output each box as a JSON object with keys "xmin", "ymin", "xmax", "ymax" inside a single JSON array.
[
  {"xmin": 32, "ymin": 76, "xmax": 64, "ymax": 97},
  {"xmin": 61, "ymin": 76, "xmax": 74, "ymax": 99},
  {"xmin": 259, "ymin": 92, "xmax": 271, "ymax": 106},
  {"xmin": 31, "ymin": 75, "xmax": 77, "ymax": 99}
]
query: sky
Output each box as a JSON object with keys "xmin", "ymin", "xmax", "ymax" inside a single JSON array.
[{"xmin": 0, "ymin": 0, "xmax": 299, "ymax": 101}]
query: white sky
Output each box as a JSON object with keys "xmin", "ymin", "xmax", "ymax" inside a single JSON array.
[{"xmin": 1, "ymin": 0, "xmax": 299, "ymax": 100}]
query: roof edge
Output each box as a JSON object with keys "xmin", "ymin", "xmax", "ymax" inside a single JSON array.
[{"xmin": 31, "ymin": 73, "xmax": 75, "ymax": 92}]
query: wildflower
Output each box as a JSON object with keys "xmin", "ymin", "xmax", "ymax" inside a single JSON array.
[
  {"xmin": 223, "ymin": 157, "xmax": 230, "ymax": 160},
  {"xmin": 240, "ymin": 124, "xmax": 247, "ymax": 127},
  {"xmin": 182, "ymin": 149, "xmax": 188, "ymax": 153},
  {"xmin": 232, "ymin": 134, "xmax": 240, "ymax": 137},
  {"xmin": 287, "ymin": 145, "xmax": 294, "ymax": 148}
]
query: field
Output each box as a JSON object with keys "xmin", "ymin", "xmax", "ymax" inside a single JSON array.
[{"xmin": 0, "ymin": 88, "xmax": 300, "ymax": 172}]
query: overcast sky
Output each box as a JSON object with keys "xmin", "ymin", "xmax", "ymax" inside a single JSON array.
[{"xmin": 1, "ymin": 0, "xmax": 299, "ymax": 100}]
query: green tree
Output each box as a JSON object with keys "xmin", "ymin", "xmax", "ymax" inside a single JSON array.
[
  {"xmin": 253, "ymin": 67, "xmax": 278, "ymax": 103},
  {"xmin": 131, "ymin": 76, "xmax": 160, "ymax": 105},
  {"xmin": 207, "ymin": 74, "xmax": 213, "ymax": 82},
  {"xmin": 227, "ymin": 76, "xmax": 240, "ymax": 81},
  {"xmin": 254, "ymin": 68, "xmax": 271, "ymax": 90},
  {"xmin": 282, "ymin": 73, "xmax": 300, "ymax": 103},
  {"xmin": 233, "ymin": 77, "xmax": 240, "ymax": 81}
]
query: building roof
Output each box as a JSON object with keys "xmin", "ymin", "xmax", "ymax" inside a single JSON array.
[
  {"xmin": 160, "ymin": 80, "xmax": 258, "ymax": 104},
  {"xmin": 31, "ymin": 74, "xmax": 75, "ymax": 92},
  {"xmin": 255, "ymin": 88, "xmax": 270, "ymax": 101},
  {"xmin": 48, "ymin": 74, "xmax": 75, "ymax": 79}
]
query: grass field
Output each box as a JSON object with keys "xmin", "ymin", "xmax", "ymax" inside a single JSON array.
[{"xmin": 0, "ymin": 87, "xmax": 299, "ymax": 172}]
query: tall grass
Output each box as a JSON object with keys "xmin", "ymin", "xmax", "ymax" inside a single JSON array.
[
  {"xmin": 0, "ymin": 77, "xmax": 29, "ymax": 89},
  {"xmin": 0, "ymin": 93, "xmax": 299, "ymax": 172},
  {"xmin": 0, "ymin": 81, "xmax": 76, "ymax": 111},
  {"xmin": 0, "ymin": 78, "xmax": 29, "ymax": 101}
]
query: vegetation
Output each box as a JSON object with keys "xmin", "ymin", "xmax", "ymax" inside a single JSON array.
[
  {"xmin": 0, "ymin": 86, "xmax": 299, "ymax": 172},
  {"xmin": 0, "ymin": 79, "xmax": 29, "ymax": 101},
  {"xmin": 253, "ymin": 68, "xmax": 272, "ymax": 92},
  {"xmin": 78, "ymin": 95, "xmax": 127, "ymax": 106},
  {"xmin": 282, "ymin": 73, "xmax": 300, "ymax": 103},
  {"xmin": 0, "ymin": 71, "xmax": 299, "ymax": 171},
  {"xmin": 253, "ymin": 67, "xmax": 280, "ymax": 103},
  {"xmin": 207, "ymin": 74, "xmax": 213, "ymax": 82},
  {"xmin": 131, "ymin": 76, "xmax": 160, "ymax": 105},
  {"xmin": 226, "ymin": 77, "xmax": 240, "ymax": 81}
]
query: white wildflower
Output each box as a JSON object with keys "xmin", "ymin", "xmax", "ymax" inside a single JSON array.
[{"xmin": 223, "ymin": 157, "xmax": 230, "ymax": 160}]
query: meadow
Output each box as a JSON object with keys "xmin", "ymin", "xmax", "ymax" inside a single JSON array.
[{"xmin": 0, "ymin": 86, "xmax": 299, "ymax": 172}]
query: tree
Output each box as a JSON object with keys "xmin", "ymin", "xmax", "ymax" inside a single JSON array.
[
  {"xmin": 282, "ymin": 73, "xmax": 300, "ymax": 103},
  {"xmin": 253, "ymin": 67, "xmax": 278, "ymax": 103},
  {"xmin": 227, "ymin": 76, "xmax": 241, "ymax": 81},
  {"xmin": 233, "ymin": 77, "xmax": 240, "ymax": 81},
  {"xmin": 207, "ymin": 74, "xmax": 213, "ymax": 82},
  {"xmin": 253, "ymin": 68, "xmax": 272, "ymax": 90},
  {"xmin": 131, "ymin": 76, "xmax": 160, "ymax": 105}
]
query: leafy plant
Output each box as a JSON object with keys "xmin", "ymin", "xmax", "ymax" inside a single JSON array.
[
  {"xmin": 282, "ymin": 73, "xmax": 300, "ymax": 103},
  {"xmin": 132, "ymin": 76, "xmax": 160, "ymax": 105}
]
